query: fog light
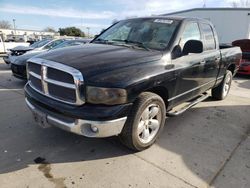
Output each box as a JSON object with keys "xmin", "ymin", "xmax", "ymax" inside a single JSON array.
[{"xmin": 91, "ymin": 125, "xmax": 98, "ymax": 133}]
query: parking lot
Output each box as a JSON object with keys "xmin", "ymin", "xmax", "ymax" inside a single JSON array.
[{"xmin": 0, "ymin": 56, "xmax": 249, "ymax": 188}]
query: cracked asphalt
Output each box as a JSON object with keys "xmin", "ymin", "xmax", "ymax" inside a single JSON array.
[{"xmin": 0, "ymin": 57, "xmax": 249, "ymax": 188}]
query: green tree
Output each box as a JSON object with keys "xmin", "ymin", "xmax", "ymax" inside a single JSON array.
[{"xmin": 59, "ymin": 27, "xmax": 85, "ymax": 37}]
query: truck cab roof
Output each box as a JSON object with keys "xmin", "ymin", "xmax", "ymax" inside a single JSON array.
[{"xmin": 124, "ymin": 16, "xmax": 212, "ymax": 24}]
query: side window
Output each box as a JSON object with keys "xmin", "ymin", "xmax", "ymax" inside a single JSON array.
[
  {"xmin": 179, "ymin": 22, "xmax": 201, "ymax": 49},
  {"xmin": 44, "ymin": 40, "xmax": 64, "ymax": 50},
  {"xmin": 200, "ymin": 24, "xmax": 216, "ymax": 50}
]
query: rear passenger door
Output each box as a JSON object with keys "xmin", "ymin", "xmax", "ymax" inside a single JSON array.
[{"xmin": 199, "ymin": 23, "xmax": 221, "ymax": 91}]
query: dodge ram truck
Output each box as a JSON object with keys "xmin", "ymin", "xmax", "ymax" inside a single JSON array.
[{"xmin": 24, "ymin": 17, "xmax": 241, "ymax": 151}]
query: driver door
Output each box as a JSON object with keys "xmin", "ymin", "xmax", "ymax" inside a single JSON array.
[{"xmin": 171, "ymin": 22, "xmax": 206, "ymax": 105}]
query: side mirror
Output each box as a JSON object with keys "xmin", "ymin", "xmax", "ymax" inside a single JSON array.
[
  {"xmin": 183, "ymin": 40, "xmax": 203, "ymax": 55},
  {"xmin": 171, "ymin": 45, "xmax": 182, "ymax": 59}
]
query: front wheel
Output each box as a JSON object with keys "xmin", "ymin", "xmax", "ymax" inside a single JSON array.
[
  {"xmin": 212, "ymin": 70, "xmax": 232, "ymax": 100},
  {"xmin": 119, "ymin": 92, "xmax": 166, "ymax": 151}
]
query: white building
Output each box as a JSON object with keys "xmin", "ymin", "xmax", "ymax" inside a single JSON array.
[
  {"xmin": 163, "ymin": 8, "xmax": 250, "ymax": 43},
  {"xmin": 0, "ymin": 28, "xmax": 59, "ymax": 42}
]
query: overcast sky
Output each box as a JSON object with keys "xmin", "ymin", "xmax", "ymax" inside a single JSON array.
[{"xmin": 0, "ymin": 0, "xmax": 243, "ymax": 35}]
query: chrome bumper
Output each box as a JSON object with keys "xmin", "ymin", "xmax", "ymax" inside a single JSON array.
[{"xmin": 25, "ymin": 98, "xmax": 127, "ymax": 138}]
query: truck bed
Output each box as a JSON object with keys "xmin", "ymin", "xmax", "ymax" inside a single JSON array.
[
  {"xmin": 219, "ymin": 45, "xmax": 242, "ymax": 76},
  {"xmin": 220, "ymin": 45, "xmax": 241, "ymax": 64}
]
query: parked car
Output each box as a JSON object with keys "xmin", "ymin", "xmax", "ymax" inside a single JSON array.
[
  {"xmin": 51, "ymin": 38, "xmax": 91, "ymax": 49},
  {"xmin": 11, "ymin": 39, "xmax": 88, "ymax": 79},
  {"xmin": 232, "ymin": 39, "xmax": 250, "ymax": 75},
  {"xmin": 24, "ymin": 17, "xmax": 241, "ymax": 151},
  {"xmin": 0, "ymin": 36, "xmax": 29, "ymax": 54},
  {"xmin": 3, "ymin": 39, "xmax": 52, "ymax": 64}
]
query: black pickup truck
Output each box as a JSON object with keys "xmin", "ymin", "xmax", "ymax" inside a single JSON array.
[{"xmin": 24, "ymin": 17, "xmax": 241, "ymax": 151}]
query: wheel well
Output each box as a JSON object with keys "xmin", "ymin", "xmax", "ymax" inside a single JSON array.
[
  {"xmin": 227, "ymin": 64, "xmax": 236, "ymax": 75},
  {"xmin": 146, "ymin": 86, "xmax": 169, "ymax": 108}
]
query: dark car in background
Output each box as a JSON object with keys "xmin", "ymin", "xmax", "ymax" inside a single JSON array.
[
  {"xmin": 11, "ymin": 39, "xmax": 89, "ymax": 79},
  {"xmin": 3, "ymin": 39, "xmax": 52, "ymax": 64},
  {"xmin": 232, "ymin": 39, "xmax": 250, "ymax": 75},
  {"xmin": 51, "ymin": 39, "xmax": 91, "ymax": 49}
]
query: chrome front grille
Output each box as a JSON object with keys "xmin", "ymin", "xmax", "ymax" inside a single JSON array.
[{"xmin": 27, "ymin": 57, "xmax": 85, "ymax": 105}]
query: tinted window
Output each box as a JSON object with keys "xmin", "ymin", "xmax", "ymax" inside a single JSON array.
[
  {"xmin": 94, "ymin": 18, "xmax": 180, "ymax": 51},
  {"xmin": 30, "ymin": 39, "xmax": 51, "ymax": 48},
  {"xmin": 43, "ymin": 39, "xmax": 65, "ymax": 50},
  {"xmin": 30, "ymin": 40, "xmax": 42, "ymax": 48},
  {"xmin": 200, "ymin": 24, "xmax": 216, "ymax": 50},
  {"xmin": 180, "ymin": 22, "xmax": 201, "ymax": 49},
  {"xmin": 52, "ymin": 40, "xmax": 85, "ymax": 50}
]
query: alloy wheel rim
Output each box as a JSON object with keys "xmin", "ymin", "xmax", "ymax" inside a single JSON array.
[{"xmin": 137, "ymin": 103, "xmax": 162, "ymax": 144}]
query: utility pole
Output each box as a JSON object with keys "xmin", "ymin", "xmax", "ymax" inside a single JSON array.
[
  {"xmin": 12, "ymin": 19, "xmax": 16, "ymax": 34},
  {"xmin": 86, "ymin": 27, "xmax": 90, "ymax": 38},
  {"xmin": 203, "ymin": 0, "xmax": 206, "ymax": 8}
]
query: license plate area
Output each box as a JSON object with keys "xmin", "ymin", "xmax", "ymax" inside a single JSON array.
[{"xmin": 32, "ymin": 110, "xmax": 51, "ymax": 128}]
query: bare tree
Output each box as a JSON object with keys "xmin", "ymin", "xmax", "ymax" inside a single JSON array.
[
  {"xmin": 43, "ymin": 27, "xmax": 56, "ymax": 32},
  {"xmin": 0, "ymin": 20, "xmax": 12, "ymax": 29},
  {"xmin": 231, "ymin": 0, "xmax": 250, "ymax": 7}
]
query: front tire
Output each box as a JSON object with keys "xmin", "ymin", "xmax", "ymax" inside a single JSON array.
[
  {"xmin": 119, "ymin": 92, "xmax": 166, "ymax": 151},
  {"xmin": 212, "ymin": 70, "xmax": 232, "ymax": 100}
]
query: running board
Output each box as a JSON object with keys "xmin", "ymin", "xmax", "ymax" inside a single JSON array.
[{"xmin": 166, "ymin": 93, "xmax": 210, "ymax": 117}]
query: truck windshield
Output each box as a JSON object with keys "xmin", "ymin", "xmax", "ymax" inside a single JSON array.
[{"xmin": 93, "ymin": 18, "xmax": 180, "ymax": 51}]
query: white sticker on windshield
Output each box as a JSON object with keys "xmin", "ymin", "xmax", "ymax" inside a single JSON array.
[{"xmin": 154, "ymin": 19, "xmax": 173, "ymax": 24}]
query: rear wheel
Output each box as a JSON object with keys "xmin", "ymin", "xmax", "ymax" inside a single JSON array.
[
  {"xmin": 119, "ymin": 92, "xmax": 166, "ymax": 151},
  {"xmin": 212, "ymin": 70, "xmax": 232, "ymax": 100}
]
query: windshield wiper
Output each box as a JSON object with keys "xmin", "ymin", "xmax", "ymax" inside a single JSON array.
[
  {"xmin": 112, "ymin": 39, "xmax": 151, "ymax": 51},
  {"xmin": 93, "ymin": 38, "xmax": 112, "ymax": 44}
]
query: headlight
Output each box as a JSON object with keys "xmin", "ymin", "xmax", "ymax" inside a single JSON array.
[{"xmin": 86, "ymin": 86, "xmax": 127, "ymax": 105}]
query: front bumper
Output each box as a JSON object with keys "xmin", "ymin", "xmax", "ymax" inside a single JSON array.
[
  {"xmin": 11, "ymin": 63, "xmax": 27, "ymax": 80},
  {"xmin": 25, "ymin": 97, "xmax": 127, "ymax": 137},
  {"xmin": 3, "ymin": 56, "xmax": 10, "ymax": 64},
  {"xmin": 25, "ymin": 83, "xmax": 132, "ymax": 121}
]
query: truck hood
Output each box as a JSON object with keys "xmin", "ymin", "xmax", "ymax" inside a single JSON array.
[{"xmin": 36, "ymin": 43, "xmax": 163, "ymax": 78}]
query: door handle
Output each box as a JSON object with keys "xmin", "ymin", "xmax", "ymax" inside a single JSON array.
[{"xmin": 192, "ymin": 61, "xmax": 205, "ymax": 67}]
